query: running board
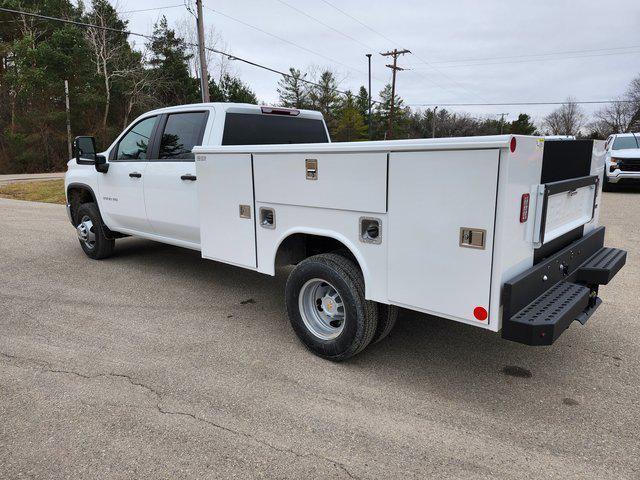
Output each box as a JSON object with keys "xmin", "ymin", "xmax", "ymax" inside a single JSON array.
[
  {"xmin": 502, "ymin": 282, "xmax": 591, "ymax": 346},
  {"xmin": 576, "ymin": 247, "xmax": 627, "ymax": 285}
]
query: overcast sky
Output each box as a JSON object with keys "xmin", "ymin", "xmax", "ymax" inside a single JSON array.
[{"xmin": 111, "ymin": 0, "xmax": 639, "ymax": 124}]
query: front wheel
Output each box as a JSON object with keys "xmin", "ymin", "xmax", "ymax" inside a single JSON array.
[
  {"xmin": 285, "ymin": 253, "xmax": 378, "ymax": 361},
  {"xmin": 75, "ymin": 203, "xmax": 115, "ymax": 260}
]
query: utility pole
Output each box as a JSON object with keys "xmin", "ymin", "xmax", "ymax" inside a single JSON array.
[
  {"xmin": 195, "ymin": 0, "xmax": 210, "ymax": 103},
  {"xmin": 64, "ymin": 80, "xmax": 72, "ymax": 159},
  {"xmin": 498, "ymin": 113, "xmax": 509, "ymax": 134},
  {"xmin": 381, "ymin": 48, "xmax": 410, "ymax": 140},
  {"xmin": 366, "ymin": 53, "xmax": 372, "ymax": 140},
  {"xmin": 432, "ymin": 106, "xmax": 438, "ymax": 138}
]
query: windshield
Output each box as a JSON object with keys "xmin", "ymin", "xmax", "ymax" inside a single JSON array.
[{"xmin": 612, "ymin": 135, "xmax": 640, "ymax": 150}]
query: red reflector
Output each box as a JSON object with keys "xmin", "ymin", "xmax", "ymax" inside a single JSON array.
[
  {"xmin": 260, "ymin": 106, "xmax": 300, "ymax": 116},
  {"xmin": 520, "ymin": 193, "xmax": 530, "ymax": 223},
  {"xmin": 474, "ymin": 307, "xmax": 488, "ymax": 321},
  {"xmin": 510, "ymin": 137, "xmax": 517, "ymax": 153}
]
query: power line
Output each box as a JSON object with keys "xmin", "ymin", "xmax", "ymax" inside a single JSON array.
[
  {"xmin": 421, "ymin": 45, "xmax": 640, "ymax": 66},
  {"xmin": 273, "ymin": 0, "xmax": 376, "ymax": 52},
  {"xmin": 318, "ymin": 0, "xmax": 488, "ymax": 101},
  {"xmin": 120, "ymin": 5, "xmax": 184, "ymax": 14},
  {"xmin": 1, "ymin": 7, "xmax": 632, "ymax": 111},
  {"xmin": 407, "ymin": 100, "xmax": 637, "ymax": 107},
  {"xmin": 204, "ymin": 6, "xmax": 370, "ymax": 78},
  {"xmin": 0, "ymin": 6, "xmax": 372, "ymax": 104},
  {"xmin": 406, "ymin": 49, "xmax": 640, "ymax": 69}
]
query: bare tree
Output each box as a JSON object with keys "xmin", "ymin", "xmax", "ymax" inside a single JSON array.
[
  {"xmin": 175, "ymin": 17, "xmax": 233, "ymax": 86},
  {"xmin": 121, "ymin": 56, "xmax": 160, "ymax": 128},
  {"xmin": 626, "ymin": 75, "xmax": 640, "ymax": 131},
  {"xmin": 542, "ymin": 98, "xmax": 586, "ymax": 136},
  {"xmin": 591, "ymin": 99, "xmax": 635, "ymax": 136},
  {"xmin": 85, "ymin": 2, "xmax": 131, "ymax": 131}
]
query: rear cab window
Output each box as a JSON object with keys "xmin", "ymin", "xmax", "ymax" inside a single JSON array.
[
  {"xmin": 222, "ymin": 113, "xmax": 329, "ymax": 145},
  {"xmin": 159, "ymin": 111, "xmax": 209, "ymax": 160}
]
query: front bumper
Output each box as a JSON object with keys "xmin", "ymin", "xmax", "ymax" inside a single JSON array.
[{"xmin": 501, "ymin": 227, "xmax": 626, "ymax": 345}]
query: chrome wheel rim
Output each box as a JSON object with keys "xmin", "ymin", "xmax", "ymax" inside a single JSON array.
[
  {"xmin": 298, "ymin": 278, "xmax": 346, "ymax": 340},
  {"xmin": 76, "ymin": 215, "xmax": 96, "ymax": 249}
]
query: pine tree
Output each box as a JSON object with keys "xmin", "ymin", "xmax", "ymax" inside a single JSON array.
[
  {"xmin": 209, "ymin": 74, "xmax": 258, "ymax": 104},
  {"xmin": 147, "ymin": 16, "xmax": 199, "ymax": 105},
  {"xmin": 334, "ymin": 91, "xmax": 367, "ymax": 142},
  {"xmin": 374, "ymin": 84, "xmax": 409, "ymax": 139},
  {"xmin": 356, "ymin": 86, "xmax": 369, "ymax": 119},
  {"xmin": 308, "ymin": 70, "xmax": 341, "ymax": 131},
  {"xmin": 277, "ymin": 68, "xmax": 309, "ymax": 108},
  {"xmin": 509, "ymin": 113, "xmax": 537, "ymax": 135}
]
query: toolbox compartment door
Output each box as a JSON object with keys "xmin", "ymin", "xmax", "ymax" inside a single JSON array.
[
  {"xmin": 387, "ymin": 149, "xmax": 500, "ymax": 324},
  {"xmin": 534, "ymin": 176, "xmax": 598, "ymax": 245},
  {"xmin": 196, "ymin": 153, "xmax": 257, "ymax": 269}
]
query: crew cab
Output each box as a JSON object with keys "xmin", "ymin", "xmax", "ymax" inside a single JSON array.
[
  {"xmin": 603, "ymin": 132, "xmax": 640, "ymax": 189},
  {"xmin": 65, "ymin": 103, "xmax": 626, "ymax": 361}
]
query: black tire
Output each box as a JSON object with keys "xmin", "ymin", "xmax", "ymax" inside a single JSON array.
[
  {"xmin": 602, "ymin": 175, "xmax": 612, "ymax": 192},
  {"xmin": 372, "ymin": 303, "xmax": 399, "ymax": 344},
  {"xmin": 285, "ymin": 253, "xmax": 378, "ymax": 361},
  {"xmin": 75, "ymin": 202, "xmax": 115, "ymax": 260},
  {"xmin": 329, "ymin": 247, "xmax": 398, "ymax": 344}
]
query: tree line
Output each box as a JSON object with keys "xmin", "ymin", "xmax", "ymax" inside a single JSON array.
[{"xmin": 1, "ymin": 1, "xmax": 639, "ymax": 174}]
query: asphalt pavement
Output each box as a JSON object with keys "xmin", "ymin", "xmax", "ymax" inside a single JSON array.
[{"xmin": 0, "ymin": 193, "xmax": 638, "ymax": 479}]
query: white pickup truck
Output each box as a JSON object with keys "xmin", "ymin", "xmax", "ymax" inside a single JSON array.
[
  {"xmin": 603, "ymin": 132, "xmax": 640, "ymax": 190},
  {"xmin": 66, "ymin": 103, "xmax": 626, "ymax": 361}
]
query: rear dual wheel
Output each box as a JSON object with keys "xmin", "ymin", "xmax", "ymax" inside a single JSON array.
[{"xmin": 285, "ymin": 253, "xmax": 397, "ymax": 361}]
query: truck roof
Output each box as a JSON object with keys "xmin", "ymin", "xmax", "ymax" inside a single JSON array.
[{"xmin": 144, "ymin": 102, "xmax": 325, "ymax": 121}]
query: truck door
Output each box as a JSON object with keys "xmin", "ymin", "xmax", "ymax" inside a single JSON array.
[
  {"xmin": 143, "ymin": 111, "xmax": 209, "ymax": 245},
  {"xmin": 98, "ymin": 115, "xmax": 157, "ymax": 234}
]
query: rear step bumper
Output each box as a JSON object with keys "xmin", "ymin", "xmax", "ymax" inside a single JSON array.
[{"xmin": 501, "ymin": 227, "xmax": 626, "ymax": 346}]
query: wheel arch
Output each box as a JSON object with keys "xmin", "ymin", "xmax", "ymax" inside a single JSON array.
[
  {"xmin": 66, "ymin": 183, "xmax": 98, "ymax": 224},
  {"xmin": 270, "ymin": 228, "xmax": 371, "ymax": 291}
]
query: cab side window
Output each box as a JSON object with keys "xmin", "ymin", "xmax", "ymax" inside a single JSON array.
[
  {"xmin": 158, "ymin": 112, "xmax": 208, "ymax": 160},
  {"xmin": 116, "ymin": 116, "xmax": 157, "ymax": 160}
]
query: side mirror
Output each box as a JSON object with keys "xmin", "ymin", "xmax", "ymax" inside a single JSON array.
[
  {"xmin": 95, "ymin": 154, "xmax": 109, "ymax": 173},
  {"xmin": 74, "ymin": 136, "xmax": 97, "ymax": 165}
]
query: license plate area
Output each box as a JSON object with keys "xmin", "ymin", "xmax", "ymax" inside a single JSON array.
[{"xmin": 534, "ymin": 175, "xmax": 598, "ymax": 244}]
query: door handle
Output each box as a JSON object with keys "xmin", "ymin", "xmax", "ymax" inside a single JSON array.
[
  {"xmin": 129, "ymin": 172, "xmax": 142, "ymax": 178},
  {"xmin": 180, "ymin": 174, "xmax": 197, "ymax": 181}
]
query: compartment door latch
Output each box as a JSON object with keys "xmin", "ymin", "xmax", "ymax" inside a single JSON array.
[
  {"xmin": 305, "ymin": 159, "xmax": 318, "ymax": 180},
  {"xmin": 460, "ymin": 228, "xmax": 486, "ymax": 250}
]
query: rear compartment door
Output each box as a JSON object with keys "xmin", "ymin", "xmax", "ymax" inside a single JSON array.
[{"xmin": 387, "ymin": 149, "xmax": 500, "ymax": 324}]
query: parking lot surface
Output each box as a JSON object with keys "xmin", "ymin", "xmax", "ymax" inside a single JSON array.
[{"xmin": 1, "ymin": 193, "xmax": 639, "ymax": 479}]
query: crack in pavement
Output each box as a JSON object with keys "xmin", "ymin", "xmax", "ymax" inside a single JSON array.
[{"xmin": 1, "ymin": 351, "xmax": 359, "ymax": 479}]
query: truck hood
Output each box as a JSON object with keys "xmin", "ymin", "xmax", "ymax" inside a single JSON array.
[{"xmin": 612, "ymin": 148, "xmax": 640, "ymax": 159}]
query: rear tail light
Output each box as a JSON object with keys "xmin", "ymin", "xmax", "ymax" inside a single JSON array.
[
  {"xmin": 520, "ymin": 193, "xmax": 530, "ymax": 223},
  {"xmin": 260, "ymin": 106, "xmax": 300, "ymax": 116},
  {"xmin": 510, "ymin": 137, "xmax": 517, "ymax": 153}
]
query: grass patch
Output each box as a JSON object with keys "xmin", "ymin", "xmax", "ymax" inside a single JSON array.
[{"xmin": 0, "ymin": 179, "xmax": 66, "ymax": 204}]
